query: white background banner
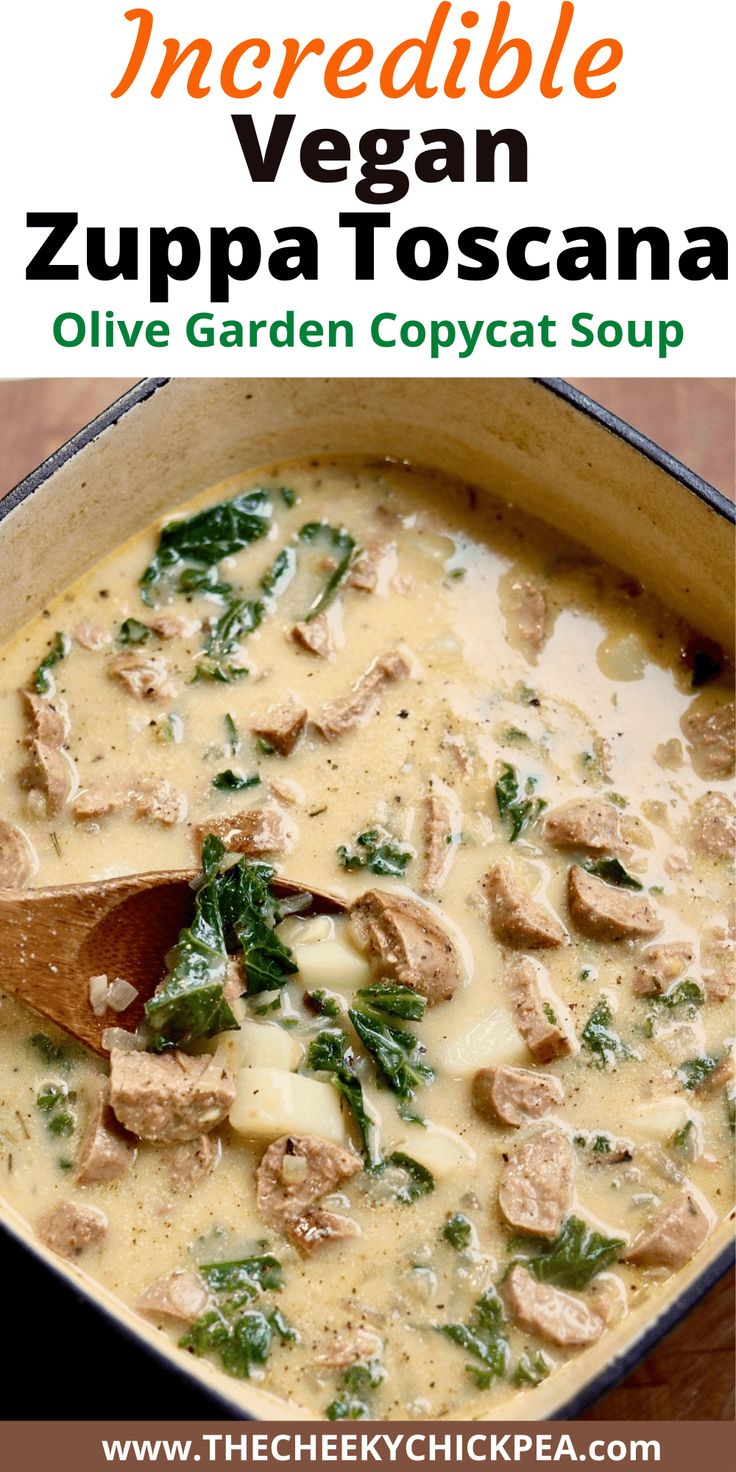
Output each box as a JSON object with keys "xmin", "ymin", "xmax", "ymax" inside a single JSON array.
[{"xmin": 1, "ymin": 1, "xmax": 734, "ymax": 375}]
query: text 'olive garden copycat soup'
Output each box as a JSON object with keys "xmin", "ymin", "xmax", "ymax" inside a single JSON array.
[{"xmin": 0, "ymin": 456, "xmax": 733, "ymax": 1419}]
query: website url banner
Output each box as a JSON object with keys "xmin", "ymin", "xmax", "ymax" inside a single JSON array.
[{"xmin": 1, "ymin": 1422, "xmax": 733, "ymax": 1472}]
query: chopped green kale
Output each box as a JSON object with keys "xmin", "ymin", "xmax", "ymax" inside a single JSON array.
[
  {"xmin": 442, "ymin": 1212, "xmax": 473, "ymax": 1250},
  {"xmin": 306, "ymin": 1029, "xmax": 379, "ymax": 1165},
  {"xmin": 383, "ymin": 1152, "xmax": 435, "ymax": 1204},
  {"xmin": 32, "ymin": 632, "xmax": 69, "ymax": 694},
  {"xmin": 141, "ymin": 488, "xmax": 272, "ymax": 595},
  {"xmin": 437, "ymin": 1286, "xmax": 509, "ymax": 1383},
  {"xmin": 260, "ymin": 545, "xmax": 296, "ymax": 599},
  {"xmin": 118, "ymin": 617, "xmax": 150, "ymax": 645},
  {"xmin": 298, "ymin": 521, "xmax": 357, "ymax": 620},
  {"xmin": 337, "ymin": 827, "xmax": 413, "ymax": 877},
  {"xmin": 581, "ymin": 998, "xmax": 632, "ymax": 1068},
  {"xmin": 513, "ymin": 1350, "xmax": 552, "ymax": 1387},
  {"xmin": 145, "ymin": 840, "xmax": 296, "ymax": 1044},
  {"xmin": 212, "ymin": 769, "xmax": 261, "ymax": 792},
  {"xmin": 349, "ymin": 1008, "xmax": 434, "ymax": 1100},
  {"xmin": 509, "ymin": 1215, "xmax": 624, "ymax": 1289},
  {"xmin": 676, "ymin": 1055, "xmax": 720, "ymax": 1091},
  {"xmin": 582, "ymin": 856, "xmax": 643, "ymax": 890},
  {"xmin": 355, "ymin": 983, "xmax": 427, "ymax": 1022},
  {"xmin": 326, "ymin": 1359, "xmax": 385, "ymax": 1420},
  {"xmin": 495, "ymin": 763, "xmax": 547, "ymax": 842}
]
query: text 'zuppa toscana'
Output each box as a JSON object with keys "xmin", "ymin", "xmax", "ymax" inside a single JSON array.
[{"xmin": 0, "ymin": 456, "xmax": 733, "ymax": 1419}]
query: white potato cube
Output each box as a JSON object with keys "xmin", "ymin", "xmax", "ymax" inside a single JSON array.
[
  {"xmin": 229, "ymin": 1067, "xmax": 346, "ymax": 1143},
  {"xmin": 392, "ymin": 1126, "xmax": 475, "ymax": 1179},
  {"xmin": 293, "ymin": 938, "xmax": 371, "ymax": 992},
  {"xmin": 238, "ymin": 1020, "xmax": 303, "ymax": 1071},
  {"xmin": 433, "ymin": 1007, "xmax": 527, "ymax": 1075},
  {"xmin": 630, "ymin": 1097, "xmax": 696, "ymax": 1144}
]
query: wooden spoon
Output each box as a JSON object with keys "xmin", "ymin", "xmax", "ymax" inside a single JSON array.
[{"xmin": 0, "ymin": 871, "xmax": 345, "ymax": 1056}]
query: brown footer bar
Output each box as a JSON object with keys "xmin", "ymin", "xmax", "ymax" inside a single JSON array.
[{"xmin": 0, "ymin": 1422, "xmax": 734, "ymax": 1472}]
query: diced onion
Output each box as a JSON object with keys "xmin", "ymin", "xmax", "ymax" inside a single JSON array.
[
  {"xmin": 281, "ymin": 1153, "xmax": 309, "ymax": 1185},
  {"xmin": 89, "ymin": 974, "xmax": 109, "ymax": 1017},
  {"xmin": 108, "ymin": 978, "xmax": 139, "ymax": 1013},
  {"xmin": 277, "ymin": 892, "xmax": 313, "ymax": 917},
  {"xmin": 101, "ymin": 1026, "xmax": 146, "ymax": 1053}
]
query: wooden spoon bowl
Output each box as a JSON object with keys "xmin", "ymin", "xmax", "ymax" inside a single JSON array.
[{"xmin": 0, "ymin": 871, "xmax": 344, "ymax": 1055}]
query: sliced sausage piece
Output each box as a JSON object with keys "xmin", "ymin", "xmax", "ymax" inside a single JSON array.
[
  {"xmin": 256, "ymin": 1134, "xmax": 362, "ymax": 1253},
  {"xmin": 484, "ymin": 863, "xmax": 568, "ymax": 950},
  {"xmin": 196, "ymin": 806, "xmax": 296, "ymax": 855},
  {"xmin": 148, "ymin": 612, "xmax": 200, "ymax": 640},
  {"xmin": 109, "ymin": 651, "xmax": 177, "ymax": 701},
  {"xmin": 421, "ymin": 786, "xmax": 460, "ymax": 897},
  {"xmin": 346, "ymin": 542, "xmax": 396, "ymax": 594},
  {"xmin": 312, "ymin": 650, "xmax": 411, "ymax": 741},
  {"xmin": 701, "ymin": 938, "xmax": 735, "ymax": 1001},
  {"xmin": 73, "ymin": 621, "xmax": 111, "ymax": 651},
  {"xmin": 632, "ymin": 942, "xmax": 695, "ymax": 997},
  {"xmin": 164, "ymin": 1134, "xmax": 218, "ymax": 1191},
  {"xmin": 501, "ymin": 575, "xmax": 548, "ymax": 659},
  {"xmin": 37, "ymin": 1201, "xmax": 107, "ymax": 1259},
  {"xmin": 291, "ymin": 615, "xmax": 334, "ymax": 659},
  {"xmin": 23, "ymin": 691, "xmax": 71, "ymax": 749},
  {"xmin": 504, "ymin": 1264, "xmax": 604, "ymax": 1347},
  {"xmin": 506, "ymin": 958, "xmax": 577, "ymax": 1063},
  {"xmin": 25, "ymin": 740, "xmax": 78, "ymax": 816},
  {"xmin": 250, "ymin": 703, "xmax": 307, "ymax": 757},
  {"xmin": 472, "ymin": 1064, "xmax": 564, "ymax": 1127},
  {"xmin": 0, "ymin": 818, "xmax": 37, "ymax": 887},
  {"xmin": 138, "ymin": 1269, "xmax": 210, "ymax": 1326},
  {"xmin": 316, "ymin": 1327, "xmax": 384, "ymax": 1367},
  {"xmin": 134, "ymin": 778, "xmax": 187, "ymax": 826},
  {"xmin": 625, "ymin": 1189, "xmax": 711, "ymax": 1269},
  {"xmin": 690, "ymin": 792, "xmax": 736, "ymax": 859},
  {"xmin": 568, "ymin": 865, "xmax": 662, "ymax": 941},
  {"xmin": 349, "ymin": 889, "xmax": 464, "ymax": 1004},
  {"xmin": 109, "ymin": 1049, "xmax": 235, "ymax": 1143},
  {"xmin": 498, "ymin": 1130, "xmax": 573, "ymax": 1238},
  {"xmin": 74, "ymin": 1082, "xmax": 135, "ymax": 1185},
  {"xmin": 681, "ymin": 701, "xmax": 735, "ymax": 779},
  {"xmin": 543, "ymin": 800, "xmax": 622, "ymax": 854},
  {"xmin": 73, "ymin": 786, "xmax": 130, "ymax": 822}
]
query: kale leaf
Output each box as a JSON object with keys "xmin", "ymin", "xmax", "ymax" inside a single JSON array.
[
  {"xmin": 442, "ymin": 1212, "xmax": 473, "ymax": 1250},
  {"xmin": 495, "ymin": 762, "xmax": 547, "ymax": 842},
  {"xmin": 181, "ymin": 1251, "xmax": 293, "ymax": 1381},
  {"xmin": 118, "ymin": 617, "xmax": 151, "ymax": 645},
  {"xmin": 260, "ymin": 545, "xmax": 297, "ymax": 599},
  {"xmin": 676, "ymin": 1055, "xmax": 720, "ymax": 1091},
  {"xmin": 509, "ymin": 1215, "xmax": 624, "ymax": 1289},
  {"xmin": 32, "ymin": 631, "xmax": 69, "ymax": 694},
  {"xmin": 348, "ymin": 1008, "xmax": 434, "ymax": 1099},
  {"xmin": 326, "ymin": 1359, "xmax": 385, "ymax": 1421},
  {"xmin": 145, "ymin": 841, "xmax": 296, "ymax": 1044},
  {"xmin": 581, "ymin": 997, "xmax": 632, "ymax": 1068},
  {"xmin": 355, "ymin": 983, "xmax": 427, "ymax": 1022},
  {"xmin": 212, "ymin": 769, "xmax": 261, "ymax": 792},
  {"xmin": 337, "ymin": 827, "xmax": 413, "ymax": 877},
  {"xmin": 437, "ymin": 1286, "xmax": 509, "ymax": 1383},
  {"xmin": 306, "ymin": 1028, "xmax": 379, "ymax": 1165},
  {"xmin": 513, "ymin": 1350, "xmax": 552, "ymax": 1388},
  {"xmin": 383, "ymin": 1152, "xmax": 435, "ymax": 1204},
  {"xmin": 141, "ymin": 488, "xmax": 272, "ymax": 594},
  {"xmin": 298, "ymin": 521, "xmax": 357, "ymax": 621},
  {"xmin": 582, "ymin": 856, "xmax": 643, "ymax": 891},
  {"xmin": 195, "ymin": 597, "xmax": 264, "ymax": 682}
]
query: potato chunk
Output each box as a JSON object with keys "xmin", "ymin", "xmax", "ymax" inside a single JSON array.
[{"xmin": 229, "ymin": 1067, "xmax": 347, "ymax": 1144}]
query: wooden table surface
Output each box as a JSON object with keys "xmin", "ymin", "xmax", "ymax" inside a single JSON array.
[{"xmin": 0, "ymin": 377, "xmax": 733, "ymax": 1421}]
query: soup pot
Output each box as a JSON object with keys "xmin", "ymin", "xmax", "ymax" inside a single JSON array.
[{"xmin": 0, "ymin": 376, "xmax": 733, "ymax": 1419}]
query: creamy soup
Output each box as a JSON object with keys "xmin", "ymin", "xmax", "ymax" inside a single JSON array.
[{"xmin": 0, "ymin": 458, "xmax": 733, "ymax": 1420}]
